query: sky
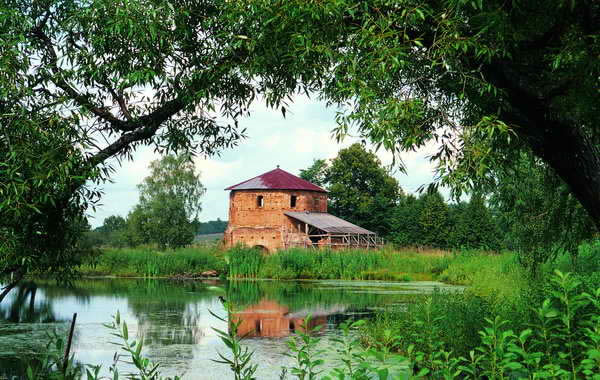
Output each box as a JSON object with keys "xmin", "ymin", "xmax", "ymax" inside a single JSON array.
[{"xmin": 87, "ymin": 95, "xmax": 440, "ymax": 228}]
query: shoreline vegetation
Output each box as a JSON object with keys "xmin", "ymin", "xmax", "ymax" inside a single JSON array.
[
  {"xmin": 77, "ymin": 245, "xmax": 521, "ymax": 286},
  {"xmin": 77, "ymin": 242, "xmax": 600, "ymax": 289},
  {"xmin": 22, "ymin": 240, "xmax": 600, "ymax": 379}
]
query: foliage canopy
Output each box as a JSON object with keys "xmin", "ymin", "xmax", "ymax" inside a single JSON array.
[
  {"xmin": 125, "ymin": 154, "xmax": 204, "ymax": 249},
  {"xmin": 231, "ymin": 0, "xmax": 600, "ymax": 226}
]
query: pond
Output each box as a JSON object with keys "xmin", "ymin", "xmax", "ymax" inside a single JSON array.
[{"xmin": 0, "ymin": 278, "xmax": 459, "ymax": 379}]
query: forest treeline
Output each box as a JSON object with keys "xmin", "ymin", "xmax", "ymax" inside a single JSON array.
[
  {"xmin": 300, "ymin": 144, "xmax": 597, "ymax": 267},
  {"xmin": 87, "ymin": 216, "xmax": 227, "ymax": 248},
  {"xmin": 88, "ymin": 144, "xmax": 596, "ymax": 272}
]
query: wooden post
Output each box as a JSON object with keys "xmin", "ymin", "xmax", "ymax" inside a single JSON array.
[{"xmin": 63, "ymin": 312, "xmax": 77, "ymax": 374}]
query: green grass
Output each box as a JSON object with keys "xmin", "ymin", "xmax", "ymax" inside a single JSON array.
[
  {"xmin": 79, "ymin": 246, "xmax": 226, "ymax": 277},
  {"xmin": 80, "ymin": 244, "xmax": 522, "ymax": 286},
  {"xmin": 361, "ymin": 240, "xmax": 600, "ymax": 361},
  {"xmin": 228, "ymin": 246, "xmax": 515, "ymax": 285}
]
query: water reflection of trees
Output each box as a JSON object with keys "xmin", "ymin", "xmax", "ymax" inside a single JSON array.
[
  {"xmin": 226, "ymin": 280, "xmax": 415, "ymax": 312},
  {"xmin": 123, "ymin": 280, "xmax": 221, "ymax": 346},
  {"xmin": 0, "ymin": 278, "xmax": 225, "ymax": 378},
  {"xmin": 0, "ymin": 281, "xmax": 68, "ymax": 378},
  {"xmin": 0, "ymin": 281, "xmax": 58, "ymax": 323}
]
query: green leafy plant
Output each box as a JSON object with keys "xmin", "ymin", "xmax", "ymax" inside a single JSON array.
[
  {"xmin": 24, "ymin": 329, "xmax": 82, "ymax": 380},
  {"xmin": 101, "ymin": 311, "xmax": 180, "ymax": 380},
  {"xmin": 284, "ymin": 316, "xmax": 326, "ymax": 380},
  {"xmin": 210, "ymin": 304, "xmax": 258, "ymax": 380}
]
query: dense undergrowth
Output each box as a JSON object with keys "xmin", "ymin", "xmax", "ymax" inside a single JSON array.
[{"xmin": 361, "ymin": 240, "xmax": 600, "ymax": 373}]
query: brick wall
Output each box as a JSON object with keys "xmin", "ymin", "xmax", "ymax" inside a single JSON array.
[{"xmin": 224, "ymin": 189, "xmax": 327, "ymax": 252}]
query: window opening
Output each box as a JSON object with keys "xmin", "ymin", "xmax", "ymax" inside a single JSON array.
[
  {"xmin": 257, "ymin": 195, "xmax": 264, "ymax": 208},
  {"xmin": 290, "ymin": 195, "xmax": 297, "ymax": 208}
]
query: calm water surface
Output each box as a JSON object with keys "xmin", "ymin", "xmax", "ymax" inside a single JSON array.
[{"xmin": 0, "ymin": 278, "xmax": 459, "ymax": 379}]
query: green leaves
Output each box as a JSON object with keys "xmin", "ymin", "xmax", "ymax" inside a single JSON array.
[
  {"xmin": 1, "ymin": 110, "xmax": 101, "ymax": 293},
  {"xmin": 209, "ymin": 305, "xmax": 258, "ymax": 380},
  {"xmin": 302, "ymin": 143, "xmax": 401, "ymax": 237},
  {"xmin": 123, "ymin": 153, "xmax": 203, "ymax": 250}
]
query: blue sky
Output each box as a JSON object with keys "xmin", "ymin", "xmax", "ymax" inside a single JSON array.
[{"xmin": 87, "ymin": 95, "xmax": 440, "ymax": 227}]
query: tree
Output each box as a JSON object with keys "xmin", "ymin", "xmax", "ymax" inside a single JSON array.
[
  {"xmin": 87, "ymin": 215, "xmax": 128, "ymax": 247},
  {"xmin": 230, "ymin": 0, "xmax": 600, "ymax": 228},
  {"xmin": 0, "ymin": 112, "xmax": 101, "ymax": 303},
  {"xmin": 488, "ymin": 153, "xmax": 596, "ymax": 269},
  {"xmin": 447, "ymin": 201, "xmax": 469, "ymax": 249},
  {"xmin": 128, "ymin": 154, "xmax": 204, "ymax": 249},
  {"xmin": 301, "ymin": 144, "xmax": 401, "ymax": 236},
  {"xmin": 124, "ymin": 206, "xmax": 152, "ymax": 248},
  {"xmin": 450, "ymin": 194, "xmax": 500, "ymax": 251},
  {"xmin": 138, "ymin": 154, "xmax": 206, "ymax": 221},
  {"xmin": 417, "ymin": 191, "xmax": 450, "ymax": 248},
  {"xmin": 128, "ymin": 195, "xmax": 195, "ymax": 250},
  {"xmin": 0, "ymin": 0, "xmax": 251, "ymax": 299},
  {"xmin": 0, "ymin": 0, "xmax": 266, "ymax": 270},
  {"xmin": 388, "ymin": 194, "xmax": 423, "ymax": 247},
  {"xmin": 100, "ymin": 215, "xmax": 127, "ymax": 234},
  {"xmin": 299, "ymin": 159, "xmax": 328, "ymax": 188}
]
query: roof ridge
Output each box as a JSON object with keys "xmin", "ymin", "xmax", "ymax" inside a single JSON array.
[{"xmin": 224, "ymin": 167, "xmax": 327, "ymax": 192}]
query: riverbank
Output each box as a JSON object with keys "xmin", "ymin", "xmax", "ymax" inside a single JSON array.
[
  {"xmin": 78, "ymin": 246, "xmax": 524, "ymax": 290},
  {"xmin": 359, "ymin": 240, "xmax": 600, "ymax": 367},
  {"xmin": 15, "ymin": 241, "xmax": 600, "ymax": 379},
  {"xmin": 79, "ymin": 246, "xmax": 227, "ymax": 278}
]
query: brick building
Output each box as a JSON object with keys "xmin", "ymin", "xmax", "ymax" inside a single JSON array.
[{"xmin": 223, "ymin": 167, "xmax": 383, "ymax": 253}]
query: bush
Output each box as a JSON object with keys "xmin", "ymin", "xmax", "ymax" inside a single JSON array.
[{"xmin": 361, "ymin": 271, "xmax": 600, "ymax": 378}]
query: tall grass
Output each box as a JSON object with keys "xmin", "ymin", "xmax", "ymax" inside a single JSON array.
[
  {"xmin": 80, "ymin": 246, "xmax": 226, "ymax": 277},
  {"xmin": 438, "ymin": 250, "xmax": 528, "ymax": 299},
  {"xmin": 228, "ymin": 247, "xmax": 512, "ymax": 283},
  {"xmin": 82, "ymin": 244, "xmax": 522, "ymax": 285},
  {"xmin": 360, "ymin": 270, "xmax": 600, "ymax": 378},
  {"xmin": 227, "ymin": 246, "xmax": 262, "ymax": 278}
]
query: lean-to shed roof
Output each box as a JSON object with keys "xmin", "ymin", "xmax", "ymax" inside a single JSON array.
[
  {"xmin": 284, "ymin": 211, "xmax": 375, "ymax": 235},
  {"xmin": 225, "ymin": 168, "xmax": 327, "ymax": 193}
]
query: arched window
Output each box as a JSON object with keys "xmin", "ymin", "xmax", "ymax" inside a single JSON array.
[
  {"xmin": 290, "ymin": 195, "xmax": 297, "ymax": 208},
  {"xmin": 257, "ymin": 195, "xmax": 264, "ymax": 208}
]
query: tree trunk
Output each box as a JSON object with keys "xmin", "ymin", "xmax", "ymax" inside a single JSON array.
[
  {"xmin": 531, "ymin": 124, "xmax": 600, "ymax": 230},
  {"xmin": 487, "ymin": 63, "xmax": 600, "ymax": 230}
]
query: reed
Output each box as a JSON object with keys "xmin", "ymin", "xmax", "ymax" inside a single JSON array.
[
  {"xmin": 228, "ymin": 247, "xmax": 508, "ymax": 284},
  {"xmin": 81, "ymin": 245, "xmax": 517, "ymax": 285},
  {"xmin": 79, "ymin": 246, "xmax": 226, "ymax": 277}
]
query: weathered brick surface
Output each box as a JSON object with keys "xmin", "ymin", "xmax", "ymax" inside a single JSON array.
[{"xmin": 224, "ymin": 189, "xmax": 327, "ymax": 252}]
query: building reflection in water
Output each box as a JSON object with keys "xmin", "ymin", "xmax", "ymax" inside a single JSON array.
[{"xmin": 232, "ymin": 299, "xmax": 347, "ymax": 338}]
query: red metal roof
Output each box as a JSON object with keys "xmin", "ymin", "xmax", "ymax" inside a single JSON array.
[{"xmin": 225, "ymin": 168, "xmax": 327, "ymax": 193}]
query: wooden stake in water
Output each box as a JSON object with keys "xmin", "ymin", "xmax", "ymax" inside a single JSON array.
[{"xmin": 63, "ymin": 312, "xmax": 77, "ymax": 374}]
